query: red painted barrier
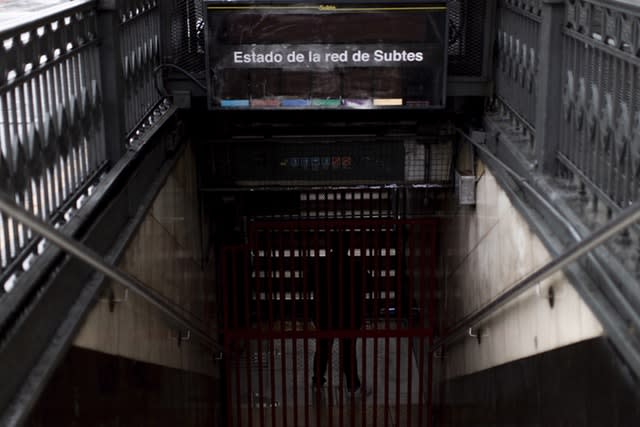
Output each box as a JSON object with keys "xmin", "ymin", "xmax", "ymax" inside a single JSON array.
[{"xmin": 222, "ymin": 219, "xmax": 436, "ymax": 427}]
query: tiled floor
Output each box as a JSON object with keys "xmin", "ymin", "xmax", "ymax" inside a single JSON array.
[{"xmin": 228, "ymin": 329, "xmax": 429, "ymax": 427}]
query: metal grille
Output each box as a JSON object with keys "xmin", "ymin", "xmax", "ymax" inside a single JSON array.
[
  {"xmin": 488, "ymin": 0, "xmax": 640, "ymax": 283},
  {"xmin": 298, "ymin": 190, "xmax": 395, "ymax": 220},
  {"xmin": 221, "ymin": 218, "xmax": 437, "ymax": 427},
  {"xmin": 495, "ymin": 0, "xmax": 541, "ymax": 127},
  {"xmin": 118, "ymin": 0, "xmax": 163, "ymax": 134},
  {"xmin": 427, "ymin": 142, "xmax": 453, "ymax": 184},
  {"xmin": 0, "ymin": 1, "xmax": 107, "ymax": 293},
  {"xmin": 447, "ymin": 0, "xmax": 487, "ymax": 77},
  {"xmin": 560, "ymin": 0, "xmax": 640, "ymax": 209},
  {"xmin": 168, "ymin": 0, "xmax": 206, "ymax": 73}
]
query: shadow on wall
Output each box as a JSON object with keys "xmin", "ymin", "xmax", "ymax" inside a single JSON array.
[
  {"xmin": 438, "ymin": 337, "xmax": 640, "ymax": 427},
  {"xmin": 24, "ymin": 347, "xmax": 219, "ymax": 427}
]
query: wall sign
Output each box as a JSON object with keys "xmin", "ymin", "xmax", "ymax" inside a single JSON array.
[{"xmin": 205, "ymin": 1, "xmax": 448, "ymax": 109}]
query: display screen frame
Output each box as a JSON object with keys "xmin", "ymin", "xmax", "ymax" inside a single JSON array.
[{"xmin": 204, "ymin": 0, "xmax": 449, "ymax": 110}]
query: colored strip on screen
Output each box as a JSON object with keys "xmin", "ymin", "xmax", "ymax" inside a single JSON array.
[
  {"xmin": 220, "ymin": 99, "xmax": 250, "ymax": 107},
  {"xmin": 373, "ymin": 98, "xmax": 403, "ymax": 106},
  {"xmin": 281, "ymin": 99, "xmax": 311, "ymax": 107}
]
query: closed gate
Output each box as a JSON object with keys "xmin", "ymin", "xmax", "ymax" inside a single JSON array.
[{"xmin": 221, "ymin": 218, "xmax": 437, "ymax": 427}]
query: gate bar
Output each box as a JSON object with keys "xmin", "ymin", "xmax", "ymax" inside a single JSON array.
[{"xmin": 0, "ymin": 191, "xmax": 222, "ymax": 354}]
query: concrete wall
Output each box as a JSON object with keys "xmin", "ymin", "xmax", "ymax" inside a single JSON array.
[
  {"xmin": 74, "ymin": 143, "xmax": 217, "ymax": 377},
  {"xmin": 439, "ymin": 337, "xmax": 640, "ymax": 427},
  {"xmin": 442, "ymin": 164, "xmax": 603, "ymax": 378},
  {"xmin": 25, "ymin": 347, "xmax": 219, "ymax": 427}
]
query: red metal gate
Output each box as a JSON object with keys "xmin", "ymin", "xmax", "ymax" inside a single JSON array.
[{"xmin": 221, "ymin": 219, "xmax": 436, "ymax": 427}]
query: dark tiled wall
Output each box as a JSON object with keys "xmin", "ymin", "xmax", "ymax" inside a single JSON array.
[
  {"xmin": 438, "ymin": 338, "xmax": 640, "ymax": 427},
  {"xmin": 25, "ymin": 347, "xmax": 219, "ymax": 427}
]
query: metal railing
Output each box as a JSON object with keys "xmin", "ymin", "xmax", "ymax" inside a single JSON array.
[
  {"xmin": 495, "ymin": 0, "xmax": 541, "ymax": 128},
  {"xmin": 0, "ymin": 0, "xmax": 180, "ymax": 302},
  {"xmin": 495, "ymin": 0, "xmax": 640, "ymax": 298},
  {"xmin": 560, "ymin": 0, "xmax": 640, "ymax": 210},
  {"xmin": 0, "ymin": 190, "xmax": 221, "ymax": 352},
  {"xmin": 117, "ymin": 0, "xmax": 162, "ymax": 134},
  {"xmin": 0, "ymin": 0, "xmax": 107, "ymax": 291},
  {"xmin": 494, "ymin": 0, "xmax": 640, "ymax": 209},
  {"xmin": 0, "ymin": 4, "xmax": 219, "ymax": 420},
  {"xmin": 485, "ymin": 0, "xmax": 640, "ymax": 378},
  {"xmin": 444, "ymin": 131, "xmax": 640, "ymax": 371}
]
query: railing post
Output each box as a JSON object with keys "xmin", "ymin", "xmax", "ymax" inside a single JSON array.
[
  {"xmin": 535, "ymin": 0, "xmax": 566, "ymax": 173},
  {"xmin": 482, "ymin": 0, "xmax": 499, "ymax": 82},
  {"xmin": 97, "ymin": 0, "xmax": 127, "ymax": 163}
]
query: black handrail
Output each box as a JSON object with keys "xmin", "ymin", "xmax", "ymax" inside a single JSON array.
[
  {"xmin": 434, "ymin": 130, "xmax": 640, "ymax": 355},
  {"xmin": 0, "ymin": 191, "xmax": 223, "ymax": 354}
]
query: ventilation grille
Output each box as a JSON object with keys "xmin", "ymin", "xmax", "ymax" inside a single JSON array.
[
  {"xmin": 448, "ymin": 0, "xmax": 487, "ymax": 77},
  {"xmin": 168, "ymin": 0, "xmax": 206, "ymax": 73}
]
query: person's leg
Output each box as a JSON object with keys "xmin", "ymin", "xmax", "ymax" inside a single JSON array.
[
  {"xmin": 313, "ymin": 337, "xmax": 332, "ymax": 387},
  {"xmin": 341, "ymin": 337, "xmax": 361, "ymax": 391}
]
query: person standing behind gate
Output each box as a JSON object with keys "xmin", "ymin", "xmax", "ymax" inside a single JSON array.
[{"xmin": 312, "ymin": 233, "xmax": 371, "ymax": 396}]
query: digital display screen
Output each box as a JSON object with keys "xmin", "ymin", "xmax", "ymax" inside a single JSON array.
[{"xmin": 205, "ymin": 1, "xmax": 448, "ymax": 109}]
